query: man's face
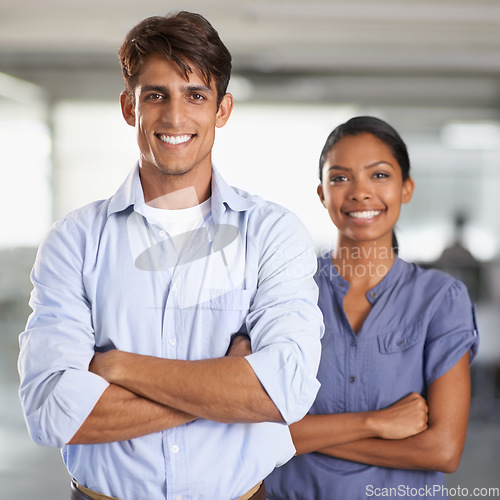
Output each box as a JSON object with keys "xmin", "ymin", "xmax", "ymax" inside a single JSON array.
[{"xmin": 121, "ymin": 54, "xmax": 232, "ymax": 187}]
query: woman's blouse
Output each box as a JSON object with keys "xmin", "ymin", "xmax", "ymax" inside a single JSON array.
[{"xmin": 266, "ymin": 254, "xmax": 479, "ymax": 500}]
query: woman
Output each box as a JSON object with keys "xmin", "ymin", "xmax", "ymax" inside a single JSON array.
[{"xmin": 265, "ymin": 116, "xmax": 479, "ymax": 499}]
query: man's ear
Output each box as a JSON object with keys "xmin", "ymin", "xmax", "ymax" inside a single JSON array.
[
  {"xmin": 120, "ymin": 91, "xmax": 136, "ymax": 126},
  {"xmin": 215, "ymin": 93, "xmax": 234, "ymax": 128},
  {"xmin": 317, "ymin": 184, "xmax": 326, "ymax": 207}
]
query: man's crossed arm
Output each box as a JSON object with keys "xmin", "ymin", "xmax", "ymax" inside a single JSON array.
[{"xmin": 69, "ymin": 336, "xmax": 281, "ymax": 444}]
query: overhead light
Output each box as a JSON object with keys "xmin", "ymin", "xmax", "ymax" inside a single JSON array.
[
  {"xmin": 244, "ymin": 3, "xmax": 500, "ymax": 23},
  {"xmin": 0, "ymin": 72, "xmax": 46, "ymax": 107},
  {"xmin": 441, "ymin": 121, "xmax": 500, "ymax": 150}
]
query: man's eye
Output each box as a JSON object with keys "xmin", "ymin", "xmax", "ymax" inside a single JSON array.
[
  {"xmin": 147, "ymin": 94, "xmax": 164, "ymax": 101},
  {"xmin": 190, "ymin": 93, "xmax": 206, "ymax": 101}
]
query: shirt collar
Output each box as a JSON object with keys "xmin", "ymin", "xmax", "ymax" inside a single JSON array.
[
  {"xmin": 210, "ymin": 165, "xmax": 251, "ymax": 223},
  {"xmin": 319, "ymin": 252, "xmax": 405, "ymax": 303},
  {"xmin": 107, "ymin": 164, "xmax": 144, "ymax": 217},
  {"xmin": 366, "ymin": 256, "xmax": 404, "ymax": 303},
  {"xmin": 107, "ymin": 164, "xmax": 252, "ymax": 220}
]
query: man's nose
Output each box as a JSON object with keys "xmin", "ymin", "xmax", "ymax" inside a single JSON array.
[{"xmin": 162, "ymin": 97, "xmax": 184, "ymax": 127}]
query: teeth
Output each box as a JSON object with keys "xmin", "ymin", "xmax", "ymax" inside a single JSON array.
[
  {"xmin": 348, "ymin": 210, "xmax": 381, "ymax": 219},
  {"xmin": 158, "ymin": 134, "xmax": 191, "ymax": 145}
]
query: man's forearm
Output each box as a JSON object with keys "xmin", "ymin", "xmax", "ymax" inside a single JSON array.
[
  {"xmin": 68, "ymin": 384, "xmax": 196, "ymax": 444},
  {"xmin": 91, "ymin": 351, "xmax": 284, "ymax": 424}
]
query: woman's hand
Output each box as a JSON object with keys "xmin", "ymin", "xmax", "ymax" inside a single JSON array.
[
  {"xmin": 291, "ymin": 392, "xmax": 429, "ymax": 455},
  {"xmin": 372, "ymin": 392, "xmax": 428, "ymax": 439}
]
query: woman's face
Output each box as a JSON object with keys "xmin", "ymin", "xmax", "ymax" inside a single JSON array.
[{"xmin": 318, "ymin": 132, "xmax": 414, "ymax": 247}]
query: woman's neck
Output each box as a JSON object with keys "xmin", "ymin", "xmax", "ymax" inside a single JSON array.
[{"xmin": 332, "ymin": 236, "xmax": 396, "ymax": 290}]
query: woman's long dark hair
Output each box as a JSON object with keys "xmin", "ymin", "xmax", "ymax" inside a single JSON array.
[{"xmin": 318, "ymin": 116, "xmax": 411, "ymax": 253}]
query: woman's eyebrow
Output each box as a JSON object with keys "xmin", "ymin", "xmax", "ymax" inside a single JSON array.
[
  {"xmin": 326, "ymin": 165, "xmax": 350, "ymax": 173},
  {"xmin": 365, "ymin": 161, "xmax": 396, "ymax": 170},
  {"xmin": 326, "ymin": 161, "xmax": 395, "ymax": 173}
]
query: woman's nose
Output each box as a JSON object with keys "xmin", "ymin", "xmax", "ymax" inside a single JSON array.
[{"xmin": 349, "ymin": 180, "xmax": 372, "ymax": 201}]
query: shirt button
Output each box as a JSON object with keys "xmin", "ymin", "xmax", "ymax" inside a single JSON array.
[
  {"xmin": 369, "ymin": 291, "xmax": 377, "ymax": 299},
  {"xmin": 350, "ymin": 340, "xmax": 357, "ymax": 347},
  {"xmin": 159, "ymin": 230, "xmax": 167, "ymax": 238},
  {"xmin": 349, "ymin": 376, "xmax": 357, "ymax": 383},
  {"xmin": 169, "ymin": 338, "xmax": 177, "ymax": 346},
  {"xmin": 174, "ymin": 496, "xmax": 182, "ymax": 500},
  {"xmin": 171, "ymin": 445, "xmax": 179, "ymax": 453}
]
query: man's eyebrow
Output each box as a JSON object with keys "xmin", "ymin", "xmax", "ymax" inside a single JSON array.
[
  {"xmin": 185, "ymin": 84, "xmax": 213, "ymax": 93},
  {"xmin": 139, "ymin": 84, "xmax": 213, "ymax": 94},
  {"xmin": 140, "ymin": 85, "xmax": 168, "ymax": 94}
]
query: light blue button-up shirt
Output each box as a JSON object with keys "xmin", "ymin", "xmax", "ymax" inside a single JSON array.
[{"xmin": 18, "ymin": 166, "xmax": 323, "ymax": 500}]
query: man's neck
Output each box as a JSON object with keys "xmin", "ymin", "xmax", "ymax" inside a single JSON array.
[{"xmin": 140, "ymin": 167, "xmax": 211, "ymax": 210}]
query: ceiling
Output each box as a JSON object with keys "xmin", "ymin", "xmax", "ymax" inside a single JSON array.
[{"xmin": 1, "ymin": 0, "xmax": 500, "ymax": 133}]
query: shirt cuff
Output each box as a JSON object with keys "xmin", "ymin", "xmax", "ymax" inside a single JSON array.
[
  {"xmin": 245, "ymin": 347, "xmax": 320, "ymax": 425},
  {"xmin": 25, "ymin": 369, "xmax": 109, "ymax": 448}
]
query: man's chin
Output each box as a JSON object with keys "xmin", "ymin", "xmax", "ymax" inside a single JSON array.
[{"xmin": 154, "ymin": 164, "xmax": 194, "ymax": 177}]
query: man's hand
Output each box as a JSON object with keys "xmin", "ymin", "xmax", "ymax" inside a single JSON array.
[
  {"xmin": 89, "ymin": 350, "xmax": 123, "ymax": 384},
  {"xmin": 371, "ymin": 392, "xmax": 428, "ymax": 440},
  {"xmin": 226, "ymin": 335, "xmax": 253, "ymax": 358}
]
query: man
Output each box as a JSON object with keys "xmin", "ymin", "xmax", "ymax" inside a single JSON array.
[{"xmin": 18, "ymin": 11, "xmax": 323, "ymax": 500}]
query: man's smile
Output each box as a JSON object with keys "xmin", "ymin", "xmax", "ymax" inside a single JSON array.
[{"xmin": 156, "ymin": 133, "xmax": 194, "ymax": 145}]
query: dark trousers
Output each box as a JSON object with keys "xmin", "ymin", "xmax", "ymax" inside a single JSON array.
[
  {"xmin": 70, "ymin": 481, "xmax": 93, "ymax": 500},
  {"xmin": 250, "ymin": 481, "xmax": 266, "ymax": 500}
]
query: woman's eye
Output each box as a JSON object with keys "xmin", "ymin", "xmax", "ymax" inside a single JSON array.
[
  {"xmin": 330, "ymin": 175, "xmax": 348, "ymax": 183},
  {"xmin": 374, "ymin": 172, "xmax": 390, "ymax": 179}
]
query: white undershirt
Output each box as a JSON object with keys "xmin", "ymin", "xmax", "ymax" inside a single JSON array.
[{"xmin": 142, "ymin": 198, "xmax": 212, "ymax": 254}]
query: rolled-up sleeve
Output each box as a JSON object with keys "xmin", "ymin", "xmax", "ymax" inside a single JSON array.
[
  {"xmin": 424, "ymin": 280, "xmax": 479, "ymax": 386},
  {"xmin": 18, "ymin": 216, "xmax": 109, "ymax": 448},
  {"xmin": 244, "ymin": 210, "xmax": 323, "ymax": 425}
]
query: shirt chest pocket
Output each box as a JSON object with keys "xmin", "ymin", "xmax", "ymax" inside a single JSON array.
[
  {"xmin": 370, "ymin": 325, "xmax": 426, "ymax": 399},
  {"xmin": 377, "ymin": 326, "xmax": 422, "ymax": 354},
  {"xmin": 198, "ymin": 288, "xmax": 254, "ymax": 311},
  {"xmin": 187, "ymin": 289, "xmax": 254, "ymax": 358}
]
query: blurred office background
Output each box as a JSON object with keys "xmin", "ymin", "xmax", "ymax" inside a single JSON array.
[{"xmin": 1, "ymin": 0, "xmax": 500, "ymax": 497}]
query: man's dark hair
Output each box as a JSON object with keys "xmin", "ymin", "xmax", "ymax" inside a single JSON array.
[{"xmin": 119, "ymin": 11, "xmax": 232, "ymax": 107}]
